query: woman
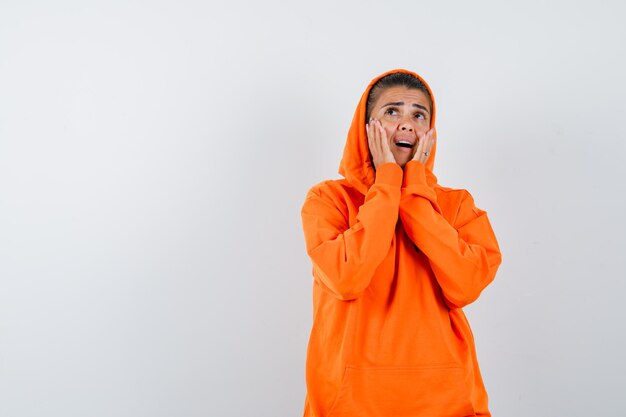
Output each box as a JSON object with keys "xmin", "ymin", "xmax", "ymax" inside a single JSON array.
[{"xmin": 300, "ymin": 69, "xmax": 502, "ymax": 416}]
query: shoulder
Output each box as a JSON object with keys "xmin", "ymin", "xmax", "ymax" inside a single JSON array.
[
  {"xmin": 305, "ymin": 178, "xmax": 361, "ymax": 203},
  {"xmin": 302, "ymin": 179, "xmax": 363, "ymax": 220}
]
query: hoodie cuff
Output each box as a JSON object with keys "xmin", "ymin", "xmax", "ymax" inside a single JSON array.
[
  {"xmin": 402, "ymin": 160, "xmax": 428, "ymax": 187},
  {"xmin": 401, "ymin": 161, "xmax": 439, "ymax": 208},
  {"xmin": 374, "ymin": 163, "xmax": 403, "ymax": 187}
]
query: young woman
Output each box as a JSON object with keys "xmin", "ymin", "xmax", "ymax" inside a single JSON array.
[{"xmin": 301, "ymin": 69, "xmax": 502, "ymax": 416}]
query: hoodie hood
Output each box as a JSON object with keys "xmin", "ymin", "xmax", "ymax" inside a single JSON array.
[{"xmin": 338, "ymin": 69, "xmax": 437, "ymax": 195}]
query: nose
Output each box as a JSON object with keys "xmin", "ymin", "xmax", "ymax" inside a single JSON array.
[{"xmin": 399, "ymin": 122, "xmax": 413, "ymax": 132}]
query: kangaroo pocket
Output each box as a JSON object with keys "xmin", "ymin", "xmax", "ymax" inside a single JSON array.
[{"xmin": 327, "ymin": 365, "xmax": 475, "ymax": 417}]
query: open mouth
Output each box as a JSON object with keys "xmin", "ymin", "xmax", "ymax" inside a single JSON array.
[{"xmin": 395, "ymin": 140, "xmax": 414, "ymax": 149}]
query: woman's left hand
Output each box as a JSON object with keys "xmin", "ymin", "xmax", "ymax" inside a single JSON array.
[{"xmin": 411, "ymin": 128, "xmax": 436, "ymax": 164}]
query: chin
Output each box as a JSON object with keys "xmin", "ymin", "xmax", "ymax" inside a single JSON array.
[{"xmin": 395, "ymin": 157, "xmax": 410, "ymax": 168}]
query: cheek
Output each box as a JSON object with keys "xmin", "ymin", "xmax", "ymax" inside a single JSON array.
[
  {"xmin": 416, "ymin": 122, "xmax": 430, "ymax": 135},
  {"xmin": 380, "ymin": 123, "xmax": 395, "ymax": 139}
]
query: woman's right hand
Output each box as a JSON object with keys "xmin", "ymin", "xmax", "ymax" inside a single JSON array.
[{"xmin": 367, "ymin": 119, "xmax": 396, "ymax": 170}]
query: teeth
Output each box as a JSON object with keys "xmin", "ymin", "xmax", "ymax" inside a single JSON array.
[{"xmin": 396, "ymin": 141, "xmax": 413, "ymax": 148}]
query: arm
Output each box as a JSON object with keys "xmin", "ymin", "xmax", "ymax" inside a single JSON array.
[
  {"xmin": 399, "ymin": 160, "xmax": 502, "ymax": 309},
  {"xmin": 301, "ymin": 163, "xmax": 402, "ymax": 300}
]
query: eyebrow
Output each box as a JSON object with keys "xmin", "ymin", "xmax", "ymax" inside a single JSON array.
[{"xmin": 382, "ymin": 101, "xmax": 430, "ymax": 114}]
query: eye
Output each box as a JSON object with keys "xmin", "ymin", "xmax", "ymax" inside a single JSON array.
[
  {"xmin": 384, "ymin": 107, "xmax": 398, "ymax": 116},
  {"xmin": 414, "ymin": 112, "xmax": 425, "ymax": 120}
]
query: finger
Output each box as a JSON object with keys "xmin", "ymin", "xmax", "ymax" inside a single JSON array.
[
  {"xmin": 370, "ymin": 120, "xmax": 378, "ymax": 152},
  {"xmin": 413, "ymin": 130, "xmax": 426, "ymax": 162},
  {"xmin": 366, "ymin": 122, "xmax": 372, "ymax": 150},
  {"xmin": 421, "ymin": 129, "xmax": 435, "ymax": 164},
  {"xmin": 378, "ymin": 121, "xmax": 395, "ymax": 163},
  {"xmin": 378, "ymin": 121, "xmax": 390, "ymax": 153},
  {"xmin": 367, "ymin": 121, "xmax": 378, "ymax": 165},
  {"xmin": 369, "ymin": 119, "xmax": 383, "ymax": 168},
  {"xmin": 424, "ymin": 129, "xmax": 436, "ymax": 161},
  {"xmin": 374, "ymin": 120, "xmax": 384, "ymax": 155},
  {"xmin": 368, "ymin": 120, "xmax": 379, "ymax": 148}
]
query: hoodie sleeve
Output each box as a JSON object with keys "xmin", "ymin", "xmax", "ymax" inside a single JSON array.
[
  {"xmin": 399, "ymin": 161, "xmax": 502, "ymax": 309},
  {"xmin": 301, "ymin": 163, "xmax": 403, "ymax": 301}
]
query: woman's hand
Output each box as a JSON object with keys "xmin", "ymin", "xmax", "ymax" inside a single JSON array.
[
  {"xmin": 367, "ymin": 119, "xmax": 396, "ymax": 169},
  {"xmin": 411, "ymin": 128, "xmax": 436, "ymax": 165}
]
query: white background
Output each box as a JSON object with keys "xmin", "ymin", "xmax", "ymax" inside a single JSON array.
[{"xmin": 1, "ymin": 1, "xmax": 625, "ymax": 416}]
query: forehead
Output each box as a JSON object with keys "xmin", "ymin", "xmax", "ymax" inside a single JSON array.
[{"xmin": 373, "ymin": 86, "xmax": 431, "ymax": 111}]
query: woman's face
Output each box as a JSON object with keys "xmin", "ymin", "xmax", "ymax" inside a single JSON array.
[{"xmin": 368, "ymin": 86, "xmax": 432, "ymax": 167}]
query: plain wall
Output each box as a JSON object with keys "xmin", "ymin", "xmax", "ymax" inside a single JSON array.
[{"xmin": 1, "ymin": 1, "xmax": 625, "ymax": 416}]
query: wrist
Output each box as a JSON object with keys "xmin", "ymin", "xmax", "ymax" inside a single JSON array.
[{"xmin": 375, "ymin": 163, "xmax": 403, "ymax": 186}]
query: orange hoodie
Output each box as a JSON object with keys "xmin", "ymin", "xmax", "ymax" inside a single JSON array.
[{"xmin": 300, "ymin": 69, "xmax": 502, "ymax": 417}]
